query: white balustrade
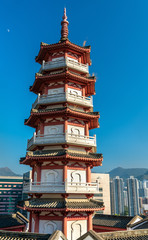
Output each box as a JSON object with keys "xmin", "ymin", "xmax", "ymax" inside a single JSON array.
[
  {"xmin": 39, "ymin": 57, "xmax": 89, "ymax": 73},
  {"xmin": 23, "ymin": 180, "xmax": 99, "ymax": 194},
  {"xmin": 27, "ymin": 132, "xmax": 96, "ymax": 150},
  {"xmin": 32, "ymin": 91, "xmax": 93, "ymax": 109}
]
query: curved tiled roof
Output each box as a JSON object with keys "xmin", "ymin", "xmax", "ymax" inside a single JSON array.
[
  {"xmin": 93, "ymin": 214, "xmax": 133, "ymax": 229},
  {"xmin": 19, "ymin": 198, "xmax": 104, "ymax": 212}
]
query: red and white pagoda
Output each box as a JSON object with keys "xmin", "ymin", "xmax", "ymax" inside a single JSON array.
[{"xmin": 19, "ymin": 9, "xmax": 104, "ymax": 240}]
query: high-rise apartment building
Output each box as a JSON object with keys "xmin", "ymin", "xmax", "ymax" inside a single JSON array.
[
  {"xmin": 127, "ymin": 176, "xmax": 139, "ymax": 216},
  {"xmin": 91, "ymin": 173, "xmax": 111, "ymax": 214},
  {"xmin": 110, "ymin": 176, "xmax": 124, "ymax": 215},
  {"xmin": 0, "ymin": 176, "xmax": 23, "ymax": 214}
]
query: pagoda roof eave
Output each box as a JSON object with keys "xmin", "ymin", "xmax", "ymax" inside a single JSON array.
[
  {"xmin": 25, "ymin": 107, "xmax": 100, "ymax": 128},
  {"xmin": 20, "ymin": 150, "xmax": 103, "ymax": 166},
  {"xmin": 18, "ymin": 198, "xmax": 104, "ymax": 212},
  {"xmin": 30, "ymin": 71, "xmax": 96, "ymax": 94},
  {"xmin": 35, "ymin": 40, "xmax": 91, "ymax": 64}
]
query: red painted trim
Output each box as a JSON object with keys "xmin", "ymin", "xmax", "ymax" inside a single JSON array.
[
  {"xmin": 64, "ymin": 120, "xmax": 68, "ymax": 132},
  {"xmin": 64, "ymin": 83, "xmax": 68, "ymax": 92},
  {"xmin": 88, "ymin": 213, "xmax": 92, "ymax": 231},
  {"xmin": 68, "ymin": 85, "xmax": 82, "ymax": 91},
  {"xmin": 85, "ymin": 122, "xmax": 89, "ymax": 136},
  {"xmin": 29, "ymin": 212, "xmax": 32, "ymax": 232},
  {"xmin": 41, "ymin": 165, "xmax": 63, "ymax": 170},
  {"xmin": 63, "ymin": 165, "xmax": 67, "ymax": 181},
  {"xmin": 86, "ymin": 166, "xmax": 91, "ymax": 182},
  {"xmin": 0, "ymin": 225, "xmax": 25, "ymax": 230},
  {"xmin": 93, "ymin": 225, "xmax": 126, "ymax": 231},
  {"xmin": 67, "ymin": 166, "xmax": 86, "ymax": 170},
  {"xmin": 63, "ymin": 216, "xmax": 67, "ymax": 237},
  {"xmin": 39, "ymin": 216, "xmax": 63, "ymax": 220},
  {"xmin": 34, "ymin": 213, "xmax": 39, "ymax": 232},
  {"xmin": 43, "ymin": 122, "xmax": 64, "ymax": 127},
  {"xmin": 68, "ymin": 122, "xmax": 85, "ymax": 128},
  {"xmin": 47, "ymin": 84, "xmax": 65, "ymax": 90},
  {"xmin": 67, "ymin": 217, "xmax": 88, "ymax": 221}
]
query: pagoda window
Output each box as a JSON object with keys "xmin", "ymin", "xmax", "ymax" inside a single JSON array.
[
  {"xmin": 52, "ymin": 56, "xmax": 64, "ymax": 62},
  {"xmin": 68, "ymin": 88, "xmax": 82, "ymax": 96},
  {"xmin": 44, "ymin": 125, "xmax": 63, "ymax": 135},
  {"xmin": 48, "ymin": 87, "xmax": 64, "ymax": 95},
  {"xmin": 42, "ymin": 221, "xmax": 57, "ymax": 234},
  {"xmin": 71, "ymin": 171, "xmax": 81, "ymax": 183},
  {"xmin": 44, "ymin": 170, "xmax": 58, "ymax": 183},
  {"xmin": 71, "ymin": 222, "xmax": 82, "ymax": 240}
]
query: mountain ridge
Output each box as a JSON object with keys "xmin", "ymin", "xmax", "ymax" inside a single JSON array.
[{"xmin": 0, "ymin": 167, "xmax": 22, "ymax": 176}]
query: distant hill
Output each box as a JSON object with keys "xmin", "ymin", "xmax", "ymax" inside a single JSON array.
[
  {"xmin": 108, "ymin": 167, "xmax": 148, "ymax": 180},
  {"xmin": 92, "ymin": 167, "xmax": 148, "ymax": 181},
  {"xmin": 0, "ymin": 167, "xmax": 21, "ymax": 176}
]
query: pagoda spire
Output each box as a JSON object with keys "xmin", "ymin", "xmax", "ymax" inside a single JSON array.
[{"xmin": 60, "ymin": 8, "xmax": 69, "ymax": 41}]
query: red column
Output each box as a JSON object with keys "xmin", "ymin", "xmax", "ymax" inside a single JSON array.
[
  {"xmin": 64, "ymin": 120, "xmax": 68, "ymax": 133},
  {"xmin": 63, "ymin": 165, "xmax": 67, "ymax": 181},
  {"xmin": 87, "ymin": 165, "xmax": 91, "ymax": 183},
  {"xmin": 87, "ymin": 213, "xmax": 92, "ymax": 231},
  {"xmin": 40, "ymin": 122, "xmax": 44, "ymax": 135},
  {"xmin": 34, "ymin": 213, "xmax": 39, "ymax": 232},
  {"xmin": 37, "ymin": 164, "xmax": 41, "ymax": 183},
  {"xmin": 85, "ymin": 122, "xmax": 89, "ymax": 136},
  {"xmin": 63, "ymin": 216, "xmax": 67, "ymax": 237},
  {"xmin": 82, "ymin": 87, "xmax": 85, "ymax": 96},
  {"xmin": 29, "ymin": 212, "xmax": 32, "ymax": 232},
  {"xmin": 64, "ymin": 83, "xmax": 68, "ymax": 92}
]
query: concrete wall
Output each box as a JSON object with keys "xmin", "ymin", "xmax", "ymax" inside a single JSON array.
[{"xmin": 91, "ymin": 173, "xmax": 111, "ymax": 214}]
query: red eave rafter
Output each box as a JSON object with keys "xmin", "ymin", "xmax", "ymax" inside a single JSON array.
[
  {"xmin": 20, "ymin": 155, "xmax": 103, "ymax": 166},
  {"xmin": 25, "ymin": 108, "xmax": 99, "ymax": 128},
  {"xmin": 19, "ymin": 206, "xmax": 104, "ymax": 212},
  {"xmin": 30, "ymin": 71, "xmax": 96, "ymax": 94},
  {"xmin": 36, "ymin": 40, "xmax": 91, "ymax": 64}
]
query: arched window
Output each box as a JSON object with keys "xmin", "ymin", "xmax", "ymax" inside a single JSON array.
[
  {"xmin": 48, "ymin": 127, "xmax": 58, "ymax": 135},
  {"xmin": 43, "ymin": 221, "xmax": 57, "ymax": 234},
  {"xmin": 71, "ymin": 222, "xmax": 82, "ymax": 240},
  {"xmin": 71, "ymin": 127, "xmax": 80, "ymax": 137},
  {"xmin": 45, "ymin": 170, "xmax": 58, "ymax": 183},
  {"xmin": 71, "ymin": 171, "xmax": 81, "ymax": 184}
]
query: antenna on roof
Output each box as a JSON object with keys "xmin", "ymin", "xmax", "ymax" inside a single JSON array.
[{"xmin": 83, "ymin": 41, "xmax": 86, "ymax": 47}]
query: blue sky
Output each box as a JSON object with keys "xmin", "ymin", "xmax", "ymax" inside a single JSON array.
[{"xmin": 0, "ymin": 0, "xmax": 148, "ymax": 175}]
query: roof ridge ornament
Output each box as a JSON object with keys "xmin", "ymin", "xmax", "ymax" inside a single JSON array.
[{"xmin": 60, "ymin": 8, "xmax": 69, "ymax": 42}]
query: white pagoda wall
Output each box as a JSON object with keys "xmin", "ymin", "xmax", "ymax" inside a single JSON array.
[
  {"xmin": 67, "ymin": 220, "xmax": 87, "ymax": 240},
  {"xmin": 39, "ymin": 220, "xmax": 62, "ymax": 234}
]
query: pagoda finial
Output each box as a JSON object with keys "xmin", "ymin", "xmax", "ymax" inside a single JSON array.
[{"xmin": 60, "ymin": 8, "xmax": 69, "ymax": 41}]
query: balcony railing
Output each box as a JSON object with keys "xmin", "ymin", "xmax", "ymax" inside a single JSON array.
[
  {"xmin": 39, "ymin": 57, "xmax": 89, "ymax": 73},
  {"xmin": 27, "ymin": 132, "xmax": 96, "ymax": 150},
  {"xmin": 23, "ymin": 180, "xmax": 99, "ymax": 194},
  {"xmin": 32, "ymin": 92, "xmax": 93, "ymax": 109}
]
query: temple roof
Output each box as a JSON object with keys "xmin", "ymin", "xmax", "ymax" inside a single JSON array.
[
  {"xmin": 25, "ymin": 107, "xmax": 99, "ymax": 129},
  {"xmin": 20, "ymin": 149, "xmax": 103, "ymax": 165},
  {"xmin": 0, "ymin": 212, "xmax": 28, "ymax": 229},
  {"xmin": 18, "ymin": 198, "xmax": 104, "ymax": 212},
  {"xmin": 30, "ymin": 70, "xmax": 96, "ymax": 95},
  {"xmin": 77, "ymin": 229, "xmax": 148, "ymax": 240},
  {"xmin": 0, "ymin": 230, "xmax": 66, "ymax": 240},
  {"xmin": 93, "ymin": 214, "xmax": 134, "ymax": 229},
  {"xmin": 35, "ymin": 40, "xmax": 91, "ymax": 65}
]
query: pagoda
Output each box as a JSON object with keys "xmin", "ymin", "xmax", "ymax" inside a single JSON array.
[{"xmin": 19, "ymin": 9, "xmax": 104, "ymax": 240}]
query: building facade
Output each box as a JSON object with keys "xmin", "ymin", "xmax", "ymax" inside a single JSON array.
[
  {"xmin": 110, "ymin": 176, "xmax": 124, "ymax": 215},
  {"xmin": 91, "ymin": 173, "xmax": 111, "ymax": 214},
  {"xmin": 0, "ymin": 176, "xmax": 23, "ymax": 214},
  {"xmin": 19, "ymin": 9, "xmax": 104, "ymax": 240},
  {"xmin": 127, "ymin": 176, "xmax": 139, "ymax": 216}
]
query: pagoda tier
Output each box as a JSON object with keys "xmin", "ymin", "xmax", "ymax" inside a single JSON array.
[
  {"xmin": 35, "ymin": 40, "xmax": 91, "ymax": 66},
  {"xmin": 19, "ymin": 9, "xmax": 103, "ymax": 240},
  {"xmin": 30, "ymin": 71, "xmax": 96, "ymax": 96}
]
